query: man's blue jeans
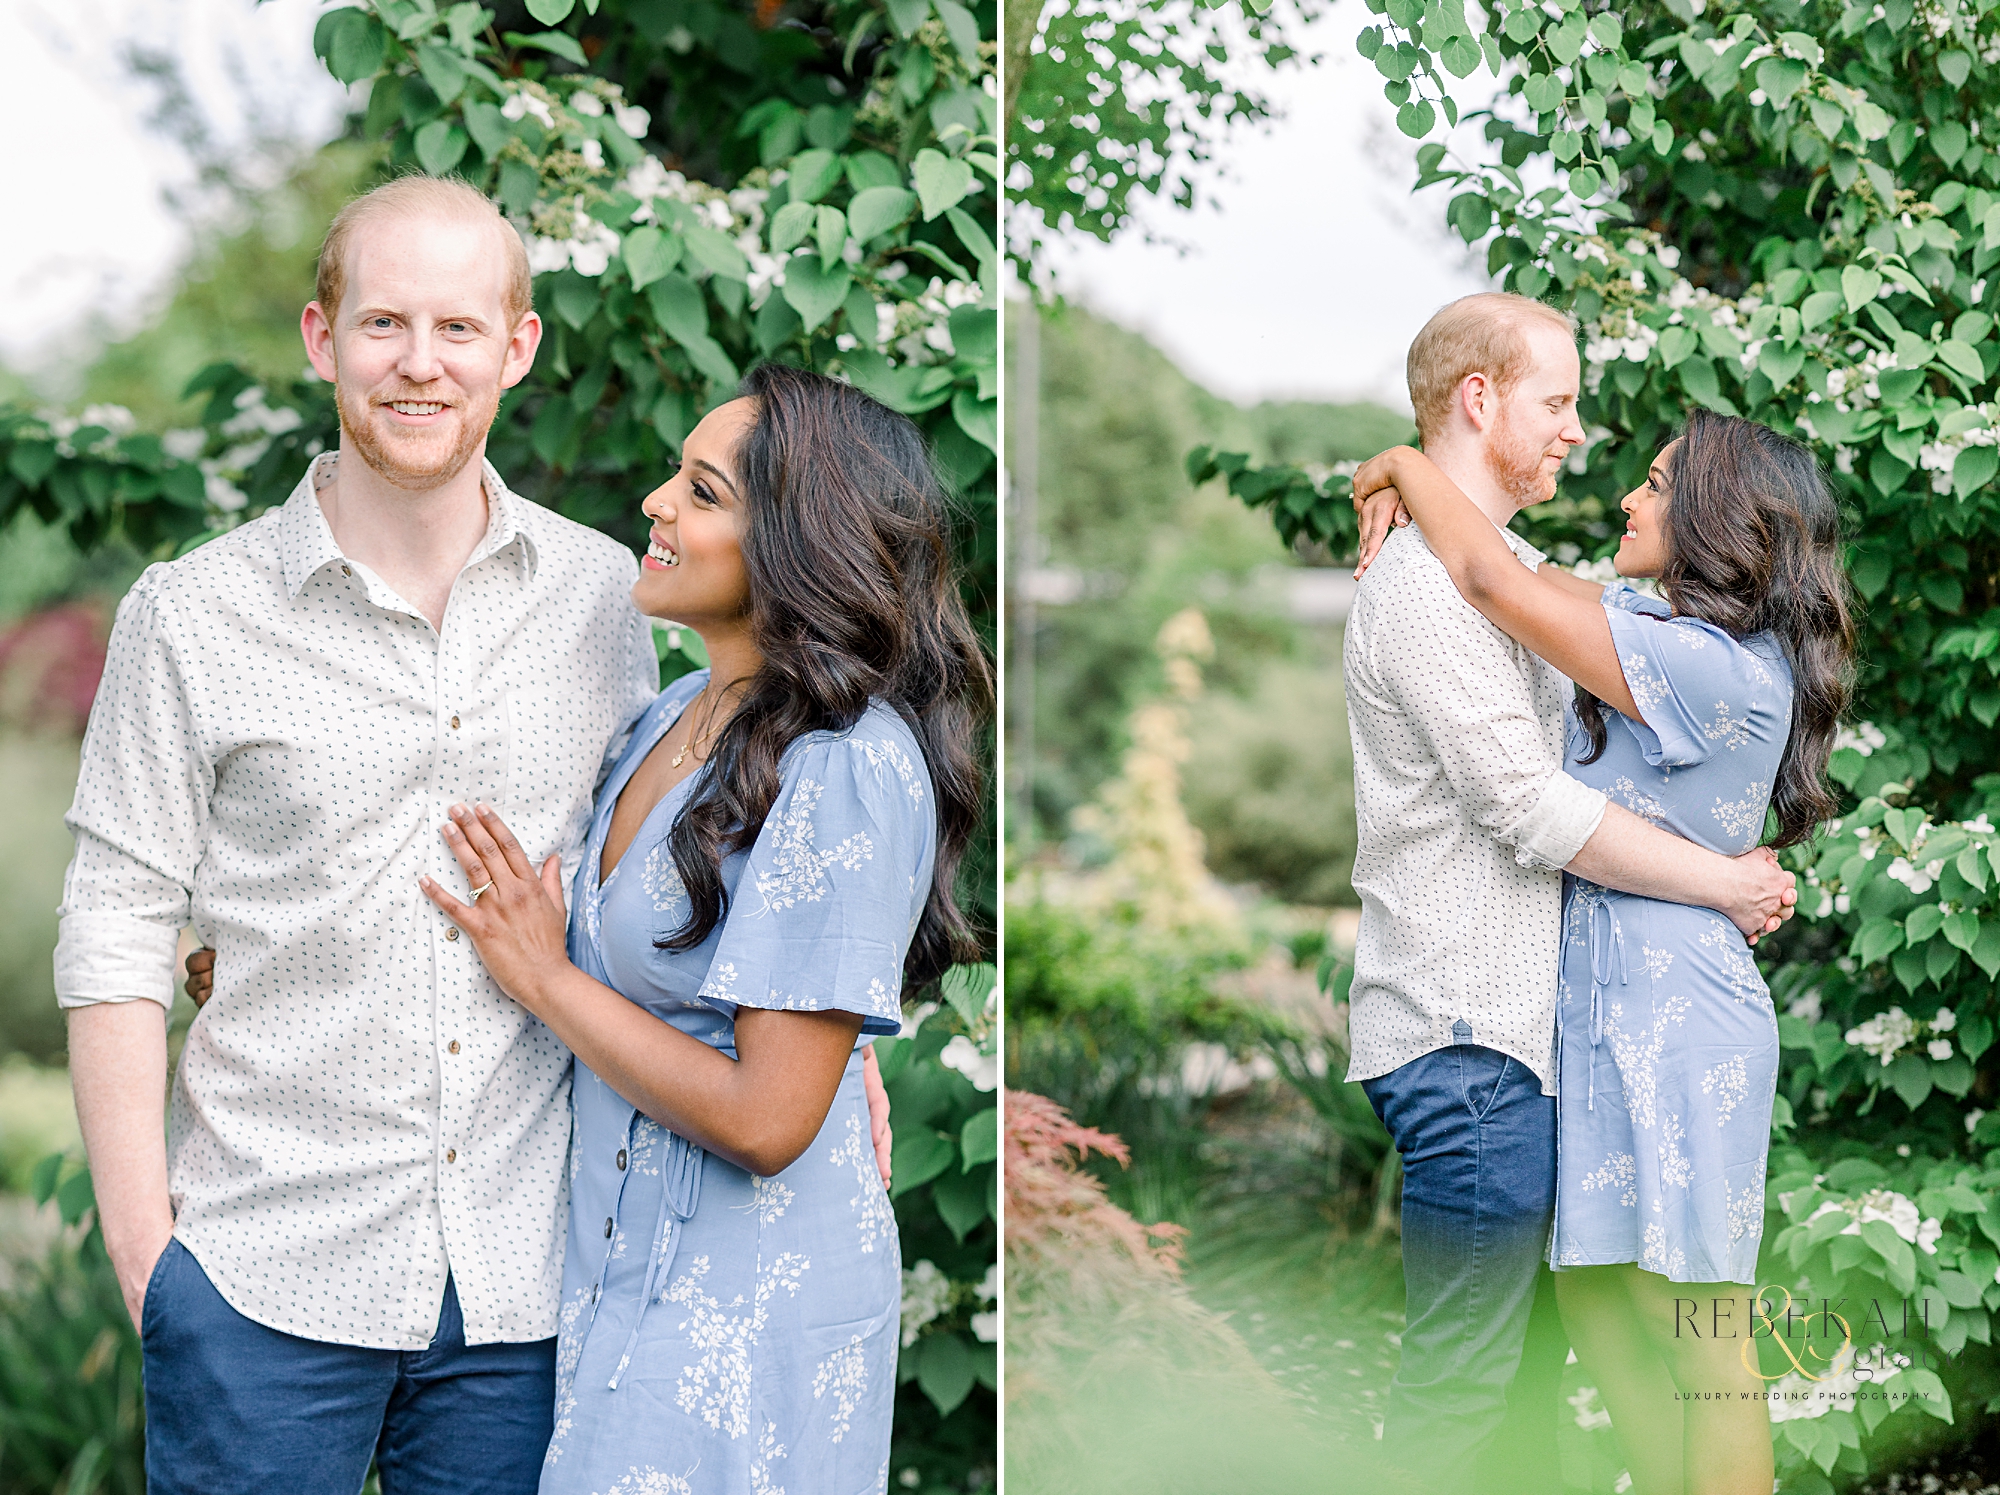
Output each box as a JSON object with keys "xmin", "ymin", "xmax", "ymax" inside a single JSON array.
[
  {"xmin": 1362, "ymin": 1043, "xmax": 1566, "ymax": 1493},
  {"xmin": 140, "ymin": 1239, "xmax": 556, "ymax": 1495}
]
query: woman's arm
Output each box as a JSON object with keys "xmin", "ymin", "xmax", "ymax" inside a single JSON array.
[
  {"xmin": 421, "ymin": 802, "xmax": 863, "ymax": 1178},
  {"xmin": 1351, "ymin": 446, "xmax": 1640, "ymax": 721},
  {"xmin": 185, "ymin": 937, "xmax": 895, "ymax": 1183}
]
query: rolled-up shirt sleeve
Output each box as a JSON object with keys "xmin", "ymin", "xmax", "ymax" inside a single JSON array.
[
  {"xmin": 1369, "ymin": 564, "xmax": 1607, "ymax": 873},
  {"xmin": 54, "ymin": 575, "xmax": 205, "ymax": 1009}
]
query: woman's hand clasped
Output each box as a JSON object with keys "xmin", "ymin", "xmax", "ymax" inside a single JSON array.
[
  {"xmin": 419, "ymin": 803, "xmax": 574, "ymax": 1014},
  {"xmin": 1350, "ymin": 446, "xmax": 1418, "ymax": 579}
]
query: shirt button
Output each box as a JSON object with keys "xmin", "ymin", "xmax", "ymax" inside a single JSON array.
[
  {"xmin": 604, "ymin": 1217, "xmax": 615, "ymax": 1238},
  {"xmin": 451, "ymin": 715, "xmax": 461, "ymax": 730},
  {"xmin": 448, "ymin": 1040, "xmax": 460, "ymax": 1054},
  {"xmin": 616, "ymin": 1149, "xmax": 627, "ymax": 1170},
  {"xmin": 341, "ymin": 565, "xmax": 352, "ymax": 577},
  {"xmin": 446, "ymin": 927, "xmax": 460, "ymax": 942},
  {"xmin": 445, "ymin": 1149, "xmax": 457, "ymax": 1164}
]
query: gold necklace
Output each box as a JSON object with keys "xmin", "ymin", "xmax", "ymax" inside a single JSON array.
[{"xmin": 669, "ymin": 686, "xmax": 731, "ymax": 769}]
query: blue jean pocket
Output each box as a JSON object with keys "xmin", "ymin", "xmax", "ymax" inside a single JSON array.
[
  {"xmin": 139, "ymin": 1238, "xmax": 180, "ymax": 1344},
  {"xmin": 1457, "ymin": 1047, "xmax": 1512, "ymax": 1121}
]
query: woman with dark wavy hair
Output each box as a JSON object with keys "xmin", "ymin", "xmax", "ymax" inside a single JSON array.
[
  {"xmin": 408, "ymin": 362, "xmax": 990, "ymax": 1493},
  {"xmin": 1350, "ymin": 407, "xmax": 1852, "ymax": 1495}
]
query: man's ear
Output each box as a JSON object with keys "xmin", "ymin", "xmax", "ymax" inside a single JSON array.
[
  {"xmin": 500, "ymin": 311, "xmax": 544, "ymax": 391},
  {"xmin": 301, "ymin": 301, "xmax": 339, "ymax": 383},
  {"xmin": 1457, "ymin": 371, "xmax": 1494, "ymax": 434}
]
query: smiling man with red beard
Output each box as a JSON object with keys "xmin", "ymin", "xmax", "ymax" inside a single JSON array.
[
  {"xmin": 55, "ymin": 176, "xmax": 662, "ymax": 1495},
  {"xmin": 1339, "ymin": 292, "xmax": 1802, "ymax": 1494}
]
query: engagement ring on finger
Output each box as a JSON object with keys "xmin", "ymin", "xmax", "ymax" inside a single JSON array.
[{"xmin": 467, "ymin": 882, "xmax": 493, "ymax": 903}]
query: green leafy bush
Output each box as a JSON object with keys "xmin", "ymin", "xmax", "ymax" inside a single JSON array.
[{"xmin": 1196, "ymin": 0, "xmax": 2000, "ymax": 1478}]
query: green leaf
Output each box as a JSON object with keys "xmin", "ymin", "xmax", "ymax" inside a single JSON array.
[
  {"xmin": 931, "ymin": 1164, "xmax": 989, "ymax": 1240},
  {"xmin": 621, "ymin": 226, "xmax": 680, "ymax": 291},
  {"xmin": 1659, "ymin": 325, "xmax": 1699, "ymax": 369},
  {"xmin": 933, "ymin": 0, "xmax": 981, "ymax": 64},
  {"xmin": 683, "ymin": 226, "xmax": 749, "ymax": 281},
  {"xmin": 913, "ymin": 149, "xmax": 975, "ymax": 221},
  {"xmin": 522, "ymin": 0, "xmax": 576, "ymax": 25},
  {"xmin": 1955, "ymin": 444, "xmax": 2000, "ymax": 499},
  {"xmin": 1440, "ymin": 34, "xmax": 1481, "ymax": 77},
  {"xmin": 1941, "ymin": 49, "xmax": 1973, "ymax": 88},
  {"xmin": 1396, "ymin": 99, "xmax": 1437, "ymax": 137},
  {"xmin": 506, "ymin": 25, "xmax": 585, "ymax": 62},
  {"xmin": 1945, "ymin": 910, "xmax": 1983, "ymax": 951},
  {"xmin": 1843, "ymin": 265, "xmax": 1884, "ymax": 311},
  {"xmin": 462, "ymin": 100, "xmax": 509, "ymax": 158},
  {"xmin": 1861, "ymin": 1216, "xmax": 1919, "ymax": 1292},
  {"xmin": 314, "ymin": 7, "xmax": 386, "ymax": 84},
  {"xmin": 787, "ymin": 148, "xmax": 843, "ymax": 205},
  {"xmin": 680, "ymin": 333, "xmax": 741, "ymax": 389},
  {"xmin": 550, "ymin": 271, "xmax": 599, "ymax": 331},
  {"xmin": 1755, "ymin": 57, "xmax": 1808, "ymax": 108},
  {"xmin": 890, "ymin": 1127, "xmax": 954, "ymax": 1198},
  {"xmin": 815, "ymin": 205, "xmax": 846, "ymax": 267},
  {"xmin": 414, "ymin": 121, "xmax": 469, "ymax": 178},
  {"xmin": 1586, "ymin": 13, "xmax": 1623, "ymax": 49},
  {"xmin": 1759, "ymin": 340, "xmax": 1806, "ymax": 388},
  {"xmin": 782, "ymin": 255, "xmax": 852, "ymax": 332},
  {"xmin": 847, "ymin": 185, "xmax": 916, "ymax": 241},
  {"xmin": 1801, "ymin": 289, "xmax": 1844, "ymax": 331},
  {"xmin": 960, "ymin": 1107, "xmax": 998, "ymax": 1168},
  {"xmin": 948, "ymin": 306, "xmax": 996, "ymax": 364},
  {"xmin": 1939, "ymin": 338, "xmax": 1986, "ymax": 383},
  {"xmin": 415, "ymin": 43, "xmax": 469, "ymax": 105},
  {"xmin": 769, "ymin": 200, "xmax": 816, "ymax": 254},
  {"xmin": 55, "ymin": 1166, "xmax": 95, "ymax": 1227},
  {"xmin": 1568, "ymin": 165, "xmax": 1601, "ymax": 199},
  {"xmin": 952, "ymin": 388, "xmax": 997, "ymax": 454},
  {"xmin": 1523, "ymin": 72, "xmax": 1565, "ymax": 115},
  {"xmin": 884, "ymin": 0, "xmax": 931, "ymax": 37},
  {"xmin": 646, "ymin": 272, "xmax": 707, "ymax": 344},
  {"xmin": 916, "ymin": 1331, "xmax": 976, "ymax": 1414},
  {"xmin": 28, "ymin": 1153, "xmax": 62, "ymax": 1206},
  {"xmin": 1856, "ymin": 915, "xmax": 1905, "ymax": 964}
]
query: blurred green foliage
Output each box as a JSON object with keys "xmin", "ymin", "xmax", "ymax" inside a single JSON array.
[{"xmin": 1019, "ymin": 305, "xmax": 1404, "ymax": 902}]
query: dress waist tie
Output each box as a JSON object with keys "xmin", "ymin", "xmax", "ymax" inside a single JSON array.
[
  {"xmin": 1576, "ymin": 885, "xmax": 1630, "ymax": 1112},
  {"xmin": 606, "ymin": 1131, "xmax": 705, "ymax": 1390}
]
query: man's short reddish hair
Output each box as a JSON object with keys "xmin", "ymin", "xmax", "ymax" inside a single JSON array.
[
  {"xmin": 315, "ymin": 175, "xmax": 532, "ymax": 329},
  {"xmin": 1406, "ymin": 292, "xmax": 1576, "ymax": 443}
]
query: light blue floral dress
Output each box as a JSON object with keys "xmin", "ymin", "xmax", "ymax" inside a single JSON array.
[
  {"xmin": 542, "ymin": 670, "xmax": 929, "ymax": 1495},
  {"xmin": 1550, "ymin": 585, "xmax": 1793, "ymax": 1286}
]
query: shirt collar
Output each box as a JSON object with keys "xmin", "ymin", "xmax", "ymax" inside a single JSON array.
[{"xmin": 278, "ymin": 452, "xmax": 540, "ymax": 600}]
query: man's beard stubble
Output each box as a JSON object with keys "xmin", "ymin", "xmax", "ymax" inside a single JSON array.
[
  {"xmin": 1484, "ymin": 406, "xmax": 1558, "ymax": 507},
  {"xmin": 336, "ymin": 376, "xmax": 497, "ymax": 491}
]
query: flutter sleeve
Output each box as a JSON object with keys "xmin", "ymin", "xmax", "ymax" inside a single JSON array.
[
  {"xmin": 695, "ymin": 721, "xmax": 937, "ymax": 1037},
  {"xmin": 1603, "ymin": 590, "xmax": 1790, "ymax": 769}
]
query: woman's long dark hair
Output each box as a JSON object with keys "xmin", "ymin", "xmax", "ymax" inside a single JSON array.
[
  {"xmin": 1573, "ymin": 407, "xmax": 1854, "ymax": 849},
  {"xmin": 659, "ymin": 363, "xmax": 993, "ymax": 987}
]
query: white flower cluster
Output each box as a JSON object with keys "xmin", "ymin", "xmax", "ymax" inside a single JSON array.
[
  {"xmin": 1914, "ymin": 0, "xmax": 1957, "ymax": 40},
  {"xmin": 36, "ymin": 403, "xmax": 137, "ymax": 459},
  {"xmin": 525, "ymin": 205, "xmax": 623, "ymax": 277},
  {"xmin": 1844, "ymin": 1005, "xmax": 1956, "ymax": 1065},
  {"xmin": 1834, "ymin": 720, "xmax": 1888, "ymax": 757},
  {"xmin": 900, "ymin": 1260, "xmax": 953, "ymax": 1347},
  {"xmin": 1568, "ymin": 1384, "xmax": 1613, "ymax": 1431},
  {"xmin": 1583, "ymin": 310, "xmax": 1659, "ymax": 383},
  {"xmin": 1767, "ymin": 1341, "xmax": 1909, "ymax": 1424},
  {"xmin": 940, "ymin": 1033, "xmax": 996, "ymax": 1090},
  {"xmin": 189, "ymin": 387, "xmax": 303, "ymax": 512},
  {"xmin": 1919, "ymin": 406, "xmax": 2000, "ymax": 494},
  {"xmin": 901, "ymin": 1258, "xmax": 998, "ymax": 1346},
  {"xmin": 1806, "ymin": 1187, "xmax": 1943, "ymax": 1253},
  {"xmin": 970, "ymin": 1261, "xmax": 999, "ymax": 1343}
]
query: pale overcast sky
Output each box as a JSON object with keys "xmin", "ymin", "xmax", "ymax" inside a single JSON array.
[
  {"xmin": 0, "ymin": 0, "xmax": 348, "ymax": 375},
  {"xmin": 6, "ymin": 0, "xmax": 1504, "ymax": 412},
  {"xmin": 1038, "ymin": 0, "xmax": 1506, "ymax": 410}
]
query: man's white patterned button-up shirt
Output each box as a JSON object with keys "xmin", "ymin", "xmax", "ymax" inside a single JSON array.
[
  {"xmin": 1343, "ymin": 522, "xmax": 1609, "ymax": 1097},
  {"xmin": 55, "ymin": 452, "xmax": 659, "ymax": 1349}
]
